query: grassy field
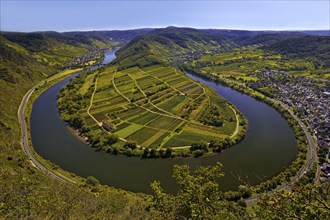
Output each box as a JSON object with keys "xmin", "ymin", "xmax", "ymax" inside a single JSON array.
[{"xmin": 68, "ymin": 64, "xmax": 239, "ymax": 151}]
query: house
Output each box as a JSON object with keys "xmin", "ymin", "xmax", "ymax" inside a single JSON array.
[
  {"xmin": 323, "ymin": 91, "xmax": 330, "ymax": 96},
  {"xmin": 284, "ymin": 98, "xmax": 293, "ymax": 106},
  {"xmin": 102, "ymin": 120, "xmax": 115, "ymax": 132}
]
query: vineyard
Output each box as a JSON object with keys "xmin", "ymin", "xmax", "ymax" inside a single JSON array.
[{"xmin": 78, "ymin": 65, "xmax": 239, "ymax": 150}]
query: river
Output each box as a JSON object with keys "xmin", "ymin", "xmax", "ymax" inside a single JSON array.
[{"xmin": 31, "ymin": 50, "xmax": 297, "ymax": 193}]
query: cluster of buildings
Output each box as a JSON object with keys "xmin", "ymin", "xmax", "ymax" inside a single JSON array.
[
  {"xmin": 170, "ymin": 50, "xmax": 205, "ymax": 61},
  {"xmin": 63, "ymin": 49, "xmax": 105, "ymax": 68},
  {"xmin": 249, "ymin": 69, "xmax": 330, "ymax": 183}
]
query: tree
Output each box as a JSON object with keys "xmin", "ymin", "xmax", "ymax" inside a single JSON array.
[
  {"xmin": 164, "ymin": 148, "xmax": 172, "ymax": 158},
  {"xmin": 238, "ymin": 185, "xmax": 252, "ymax": 199},
  {"xmin": 112, "ymin": 147, "xmax": 119, "ymax": 155},
  {"xmin": 85, "ymin": 176, "xmax": 99, "ymax": 187},
  {"xmin": 124, "ymin": 141, "xmax": 137, "ymax": 150},
  {"xmin": 224, "ymin": 190, "xmax": 241, "ymax": 201},
  {"xmin": 149, "ymin": 149, "xmax": 159, "ymax": 158},
  {"xmin": 84, "ymin": 176, "xmax": 101, "ymax": 192},
  {"xmin": 190, "ymin": 142, "xmax": 208, "ymax": 153},
  {"xmin": 255, "ymin": 182, "xmax": 330, "ymax": 219},
  {"xmin": 209, "ymin": 140, "xmax": 223, "ymax": 152},
  {"xmin": 150, "ymin": 162, "xmax": 249, "ymax": 219},
  {"xmin": 69, "ymin": 114, "xmax": 84, "ymax": 129},
  {"xmin": 142, "ymin": 148, "xmax": 149, "ymax": 158},
  {"xmin": 106, "ymin": 134, "xmax": 118, "ymax": 145}
]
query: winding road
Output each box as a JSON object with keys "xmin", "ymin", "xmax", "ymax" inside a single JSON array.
[
  {"xmin": 18, "ymin": 84, "xmax": 71, "ymax": 184},
  {"xmin": 273, "ymin": 100, "xmax": 318, "ymax": 179},
  {"xmin": 87, "ymin": 74, "xmax": 102, "ymax": 126},
  {"xmin": 244, "ymin": 96, "xmax": 318, "ymax": 205}
]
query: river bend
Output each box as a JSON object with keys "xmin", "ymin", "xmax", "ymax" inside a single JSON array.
[{"xmin": 31, "ymin": 51, "xmax": 297, "ymax": 193}]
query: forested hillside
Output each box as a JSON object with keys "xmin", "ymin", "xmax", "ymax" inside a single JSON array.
[
  {"xmin": 114, "ymin": 27, "xmax": 324, "ymax": 70},
  {"xmin": 265, "ymin": 36, "xmax": 330, "ymax": 67},
  {"xmin": 202, "ymin": 29, "xmax": 305, "ymax": 46},
  {"xmin": 0, "ymin": 32, "xmax": 116, "ymax": 148},
  {"xmin": 114, "ymin": 27, "xmax": 236, "ymax": 69}
]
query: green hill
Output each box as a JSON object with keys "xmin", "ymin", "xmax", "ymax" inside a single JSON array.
[
  {"xmin": 202, "ymin": 29, "xmax": 306, "ymax": 46},
  {"xmin": 114, "ymin": 27, "xmax": 236, "ymax": 69},
  {"xmin": 1, "ymin": 32, "xmax": 114, "ymax": 65},
  {"xmin": 0, "ymin": 32, "xmax": 118, "ymax": 147},
  {"xmin": 113, "ymin": 27, "xmax": 312, "ymax": 70},
  {"xmin": 265, "ymin": 36, "xmax": 330, "ymax": 67}
]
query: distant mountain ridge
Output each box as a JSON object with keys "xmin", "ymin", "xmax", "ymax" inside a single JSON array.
[
  {"xmin": 299, "ymin": 30, "xmax": 330, "ymax": 36},
  {"xmin": 62, "ymin": 28, "xmax": 154, "ymax": 44},
  {"xmin": 201, "ymin": 29, "xmax": 308, "ymax": 46}
]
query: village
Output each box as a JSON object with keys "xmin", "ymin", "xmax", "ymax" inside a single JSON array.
[
  {"xmin": 249, "ymin": 70, "xmax": 330, "ymax": 183},
  {"xmin": 62, "ymin": 48, "xmax": 106, "ymax": 69}
]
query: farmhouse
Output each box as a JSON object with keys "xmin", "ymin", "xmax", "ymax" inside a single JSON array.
[{"xmin": 102, "ymin": 120, "xmax": 115, "ymax": 131}]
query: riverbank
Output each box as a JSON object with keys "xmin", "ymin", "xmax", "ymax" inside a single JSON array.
[
  {"xmin": 23, "ymin": 68, "xmax": 88, "ymax": 184},
  {"xmin": 184, "ymin": 68, "xmax": 317, "ymax": 200},
  {"xmin": 22, "ymin": 53, "xmax": 115, "ymax": 185}
]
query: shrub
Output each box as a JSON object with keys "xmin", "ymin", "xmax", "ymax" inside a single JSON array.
[
  {"xmin": 238, "ymin": 185, "xmax": 252, "ymax": 199},
  {"xmin": 237, "ymin": 199, "xmax": 247, "ymax": 207},
  {"xmin": 224, "ymin": 191, "xmax": 241, "ymax": 201},
  {"xmin": 192, "ymin": 149, "xmax": 204, "ymax": 157}
]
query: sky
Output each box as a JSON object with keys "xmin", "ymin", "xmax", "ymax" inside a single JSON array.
[{"xmin": 1, "ymin": 0, "xmax": 329, "ymax": 32}]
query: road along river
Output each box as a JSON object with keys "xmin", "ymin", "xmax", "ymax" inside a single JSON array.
[{"xmin": 30, "ymin": 51, "xmax": 297, "ymax": 193}]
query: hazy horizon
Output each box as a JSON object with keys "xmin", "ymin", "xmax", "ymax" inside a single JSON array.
[
  {"xmin": 1, "ymin": 26, "xmax": 329, "ymax": 34},
  {"xmin": 1, "ymin": 1, "xmax": 329, "ymax": 32}
]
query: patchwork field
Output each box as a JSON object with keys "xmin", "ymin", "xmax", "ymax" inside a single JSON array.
[
  {"xmin": 189, "ymin": 48, "xmax": 330, "ymax": 82},
  {"xmin": 76, "ymin": 64, "xmax": 239, "ymax": 150}
]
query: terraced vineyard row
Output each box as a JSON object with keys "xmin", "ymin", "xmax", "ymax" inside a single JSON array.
[{"xmin": 80, "ymin": 65, "xmax": 238, "ymax": 149}]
